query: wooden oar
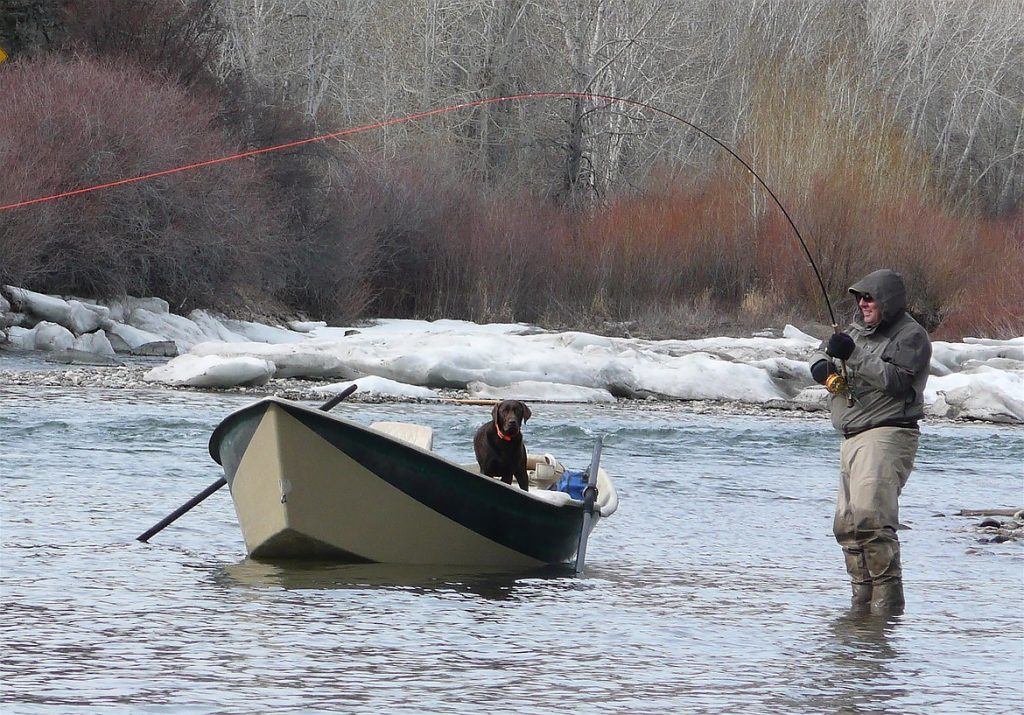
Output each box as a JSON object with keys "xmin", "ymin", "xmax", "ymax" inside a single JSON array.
[
  {"xmin": 136, "ymin": 385, "xmax": 357, "ymax": 543},
  {"xmin": 574, "ymin": 434, "xmax": 604, "ymax": 574}
]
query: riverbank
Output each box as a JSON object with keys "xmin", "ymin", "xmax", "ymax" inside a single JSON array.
[
  {"xmin": 0, "ymin": 348, "xmax": 828, "ymax": 420},
  {"xmin": 4, "ymin": 345, "xmax": 1016, "ymax": 430},
  {"xmin": 4, "ymin": 284, "xmax": 1023, "ymax": 424}
]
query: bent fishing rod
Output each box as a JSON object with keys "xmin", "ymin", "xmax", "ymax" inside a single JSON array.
[{"xmin": 0, "ymin": 90, "xmax": 846, "ymax": 349}]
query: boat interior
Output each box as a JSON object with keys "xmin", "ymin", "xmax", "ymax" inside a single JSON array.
[{"xmin": 368, "ymin": 420, "xmax": 592, "ymax": 507}]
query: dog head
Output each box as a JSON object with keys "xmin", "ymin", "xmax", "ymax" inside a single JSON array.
[{"xmin": 492, "ymin": 399, "xmax": 531, "ymax": 439}]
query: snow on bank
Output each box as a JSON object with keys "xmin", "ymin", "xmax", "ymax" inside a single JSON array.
[{"xmin": 2, "ymin": 284, "xmax": 1022, "ymax": 424}]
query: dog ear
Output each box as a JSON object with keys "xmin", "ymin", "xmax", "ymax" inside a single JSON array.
[
  {"xmin": 491, "ymin": 402, "xmax": 500, "ymax": 421},
  {"xmin": 521, "ymin": 402, "xmax": 531, "ymax": 422}
]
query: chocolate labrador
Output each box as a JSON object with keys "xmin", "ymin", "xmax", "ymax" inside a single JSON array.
[{"xmin": 474, "ymin": 399, "xmax": 532, "ymax": 491}]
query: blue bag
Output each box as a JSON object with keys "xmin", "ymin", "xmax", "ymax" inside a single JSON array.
[{"xmin": 549, "ymin": 469, "xmax": 589, "ymax": 500}]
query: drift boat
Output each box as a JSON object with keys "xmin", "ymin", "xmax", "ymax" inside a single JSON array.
[{"xmin": 208, "ymin": 397, "xmax": 617, "ymax": 568}]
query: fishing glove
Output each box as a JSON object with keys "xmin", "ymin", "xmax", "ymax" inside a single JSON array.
[
  {"xmin": 810, "ymin": 359, "xmax": 835, "ymax": 385},
  {"xmin": 826, "ymin": 332, "xmax": 855, "ymax": 361},
  {"xmin": 811, "ymin": 359, "xmax": 849, "ymax": 394}
]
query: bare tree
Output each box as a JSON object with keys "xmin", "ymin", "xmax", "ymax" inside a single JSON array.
[{"xmin": 211, "ymin": 0, "xmax": 1022, "ymax": 214}]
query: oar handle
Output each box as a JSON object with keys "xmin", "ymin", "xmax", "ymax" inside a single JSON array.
[
  {"xmin": 321, "ymin": 384, "xmax": 358, "ymax": 411},
  {"xmin": 136, "ymin": 386, "xmax": 358, "ymax": 543},
  {"xmin": 136, "ymin": 478, "xmax": 226, "ymax": 543}
]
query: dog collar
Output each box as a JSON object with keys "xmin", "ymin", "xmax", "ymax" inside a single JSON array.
[{"xmin": 494, "ymin": 421, "xmax": 513, "ymax": 442}]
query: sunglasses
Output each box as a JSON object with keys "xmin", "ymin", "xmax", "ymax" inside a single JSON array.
[{"xmin": 857, "ymin": 293, "xmax": 875, "ymax": 303}]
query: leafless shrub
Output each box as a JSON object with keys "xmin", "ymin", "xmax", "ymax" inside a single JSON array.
[
  {"xmin": 62, "ymin": 0, "xmax": 223, "ymax": 89},
  {"xmin": 0, "ymin": 0, "xmax": 65, "ymax": 59},
  {"xmin": 0, "ymin": 56, "xmax": 282, "ymax": 312}
]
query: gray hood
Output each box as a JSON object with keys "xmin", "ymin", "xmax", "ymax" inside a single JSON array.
[{"xmin": 849, "ymin": 269, "xmax": 907, "ymax": 329}]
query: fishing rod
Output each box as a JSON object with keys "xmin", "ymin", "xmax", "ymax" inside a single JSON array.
[{"xmin": 0, "ymin": 91, "xmax": 840, "ymax": 329}]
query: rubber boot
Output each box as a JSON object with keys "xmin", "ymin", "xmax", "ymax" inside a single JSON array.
[
  {"xmin": 864, "ymin": 538, "xmax": 904, "ymax": 615},
  {"xmin": 843, "ymin": 549, "xmax": 872, "ymax": 611},
  {"xmin": 850, "ymin": 583, "xmax": 873, "ymax": 609},
  {"xmin": 870, "ymin": 580, "xmax": 905, "ymax": 616}
]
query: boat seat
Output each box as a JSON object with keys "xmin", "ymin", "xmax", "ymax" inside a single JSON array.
[
  {"xmin": 369, "ymin": 421, "xmax": 434, "ymax": 451},
  {"xmin": 527, "ymin": 453, "xmax": 565, "ymax": 489}
]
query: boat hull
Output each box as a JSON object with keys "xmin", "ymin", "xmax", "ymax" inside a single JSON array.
[{"xmin": 209, "ymin": 398, "xmax": 598, "ymax": 567}]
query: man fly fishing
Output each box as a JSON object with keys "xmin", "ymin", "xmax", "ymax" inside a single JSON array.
[{"xmin": 810, "ymin": 269, "xmax": 932, "ymax": 615}]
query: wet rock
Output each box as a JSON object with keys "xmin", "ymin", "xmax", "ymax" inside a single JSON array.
[{"xmin": 970, "ymin": 516, "xmax": 1024, "ymax": 544}]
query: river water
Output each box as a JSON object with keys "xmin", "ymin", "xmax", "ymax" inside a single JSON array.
[{"xmin": 1, "ymin": 385, "xmax": 1021, "ymax": 713}]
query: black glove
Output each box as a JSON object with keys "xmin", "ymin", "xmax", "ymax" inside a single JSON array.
[
  {"xmin": 826, "ymin": 332, "xmax": 855, "ymax": 361},
  {"xmin": 810, "ymin": 359, "xmax": 836, "ymax": 385}
]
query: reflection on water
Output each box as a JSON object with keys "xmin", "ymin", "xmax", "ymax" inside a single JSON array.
[
  {"xmin": 828, "ymin": 609, "xmax": 901, "ymax": 659},
  {"xmin": 791, "ymin": 610, "xmax": 912, "ymax": 714},
  {"xmin": 217, "ymin": 559, "xmax": 578, "ymax": 601},
  {"xmin": 1, "ymin": 386, "xmax": 1021, "ymax": 713}
]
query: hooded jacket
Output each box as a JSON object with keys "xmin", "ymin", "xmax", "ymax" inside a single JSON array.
[{"xmin": 811, "ymin": 269, "xmax": 932, "ymax": 437}]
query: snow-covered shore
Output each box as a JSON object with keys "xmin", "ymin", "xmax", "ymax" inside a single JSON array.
[{"xmin": 2, "ymin": 284, "xmax": 1022, "ymax": 424}]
